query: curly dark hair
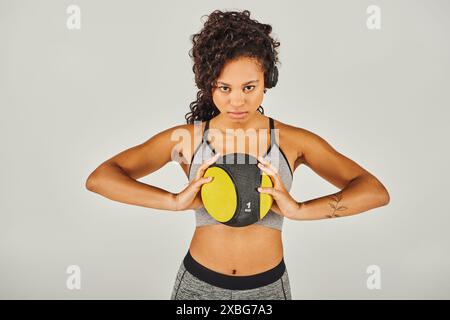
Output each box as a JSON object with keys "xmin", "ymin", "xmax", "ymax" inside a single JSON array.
[{"xmin": 185, "ymin": 9, "xmax": 281, "ymax": 124}]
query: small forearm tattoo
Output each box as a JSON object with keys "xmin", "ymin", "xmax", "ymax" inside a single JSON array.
[{"xmin": 326, "ymin": 191, "xmax": 347, "ymax": 218}]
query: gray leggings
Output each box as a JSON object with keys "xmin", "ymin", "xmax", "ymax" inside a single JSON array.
[{"xmin": 170, "ymin": 251, "xmax": 292, "ymax": 300}]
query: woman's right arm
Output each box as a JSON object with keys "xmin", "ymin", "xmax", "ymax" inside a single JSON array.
[
  {"xmin": 86, "ymin": 124, "xmax": 220, "ymax": 212},
  {"xmin": 85, "ymin": 125, "xmax": 184, "ymax": 211}
]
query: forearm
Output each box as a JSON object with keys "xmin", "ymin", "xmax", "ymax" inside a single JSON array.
[
  {"xmin": 291, "ymin": 174, "xmax": 390, "ymax": 221},
  {"xmin": 86, "ymin": 164, "xmax": 176, "ymax": 211}
]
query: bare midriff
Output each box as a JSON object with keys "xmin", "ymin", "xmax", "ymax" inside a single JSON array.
[{"xmin": 188, "ymin": 224, "xmax": 283, "ymax": 276}]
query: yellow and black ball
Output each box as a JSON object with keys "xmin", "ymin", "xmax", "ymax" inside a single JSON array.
[{"xmin": 200, "ymin": 153, "xmax": 273, "ymax": 227}]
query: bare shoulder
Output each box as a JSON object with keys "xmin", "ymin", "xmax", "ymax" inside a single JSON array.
[
  {"xmin": 273, "ymin": 118, "xmax": 326, "ymax": 159},
  {"xmin": 272, "ymin": 118, "xmax": 344, "ymax": 172},
  {"xmin": 272, "ymin": 119, "xmax": 307, "ymax": 168},
  {"xmin": 100, "ymin": 123, "xmax": 196, "ymax": 180},
  {"xmin": 151, "ymin": 122, "xmax": 204, "ymax": 164},
  {"xmin": 178, "ymin": 121, "xmax": 205, "ymax": 159},
  {"xmin": 174, "ymin": 122, "xmax": 207, "ymax": 177}
]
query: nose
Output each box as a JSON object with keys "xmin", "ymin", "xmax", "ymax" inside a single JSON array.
[{"xmin": 229, "ymin": 91, "xmax": 245, "ymax": 107}]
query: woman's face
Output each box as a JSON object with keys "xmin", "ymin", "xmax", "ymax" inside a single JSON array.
[{"xmin": 211, "ymin": 56, "xmax": 266, "ymax": 123}]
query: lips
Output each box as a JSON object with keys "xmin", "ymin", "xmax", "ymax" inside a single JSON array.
[
  {"xmin": 228, "ymin": 111, "xmax": 247, "ymax": 114},
  {"xmin": 228, "ymin": 111, "xmax": 248, "ymax": 119}
]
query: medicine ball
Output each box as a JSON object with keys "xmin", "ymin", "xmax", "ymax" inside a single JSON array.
[{"xmin": 200, "ymin": 153, "xmax": 274, "ymax": 227}]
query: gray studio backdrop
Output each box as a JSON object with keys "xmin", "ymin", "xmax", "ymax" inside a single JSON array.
[{"xmin": 1, "ymin": 0, "xmax": 449, "ymax": 299}]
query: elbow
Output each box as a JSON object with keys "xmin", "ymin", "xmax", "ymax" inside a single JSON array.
[
  {"xmin": 380, "ymin": 191, "xmax": 390, "ymax": 206},
  {"xmin": 377, "ymin": 185, "xmax": 390, "ymax": 206},
  {"xmin": 85, "ymin": 162, "xmax": 120, "ymax": 192},
  {"xmin": 85, "ymin": 172, "xmax": 99, "ymax": 192},
  {"xmin": 365, "ymin": 174, "xmax": 390, "ymax": 207},
  {"xmin": 366, "ymin": 174, "xmax": 390, "ymax": 206}
]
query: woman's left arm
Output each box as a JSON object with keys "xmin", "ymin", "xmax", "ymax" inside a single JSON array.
[{"xmin": 258, "ymin": 127, "xmax": 390, "ymax": 221}]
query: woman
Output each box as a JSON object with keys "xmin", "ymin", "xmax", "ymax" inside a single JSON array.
[{"xmin": 85, "ymin": 10, "xmax": 390, "ymax": 300}]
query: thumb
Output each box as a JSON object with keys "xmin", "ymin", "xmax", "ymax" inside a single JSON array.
[
  {"xmin": 196, "ymin": 176, "xmax": 213, "ymax": 188},
  {"xmin": 204, "ymin": 176, "xmax": 214, "ymax": 183}
]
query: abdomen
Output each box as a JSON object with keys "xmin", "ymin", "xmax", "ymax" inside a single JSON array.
[{"xmin": 188, "ymin": 224, "xmax": 283, "ymax": 276}]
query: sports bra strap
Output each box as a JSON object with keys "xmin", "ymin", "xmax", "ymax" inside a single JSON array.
[
  {"xmin": 203, "ymin": 119, "xmax": 216, "ymax": 154},
  {"xmin": 269, "ymin": 117, "xmax": 276, "ymax": 148}
]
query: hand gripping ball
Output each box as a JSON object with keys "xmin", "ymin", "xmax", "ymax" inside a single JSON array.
[{"xmin": 200, "ymin": 153, "xmax": 273, "ymax": 227}]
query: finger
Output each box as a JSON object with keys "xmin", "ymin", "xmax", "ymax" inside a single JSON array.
[
  {"xmin": 257, "ymin": 156, "xmax": 279, "ymax": 175},
  {"xmin": 257, "ymin": 155, "xmax": 270, "ymax": 165},
  {"xmin": 257, "ymin": 187, "xmax": 278, "ymax": 197},
  {"xmin": 196, "ymin": 152, "xmax": 221, "ymax": 180},
  {"xmin": 200, "ymin": 176, "xmax": 214, "ymax": 186},
  {"xmin": 257, "ymin": 162, "xmax": 283, "ymax": 188},
  {"xmin": 192, "ymin": 176, "xmax": 214, "ymax": 191},
  {"xmin": 257, "ymin": 162, "xmax": 277, "ymax": 176}
]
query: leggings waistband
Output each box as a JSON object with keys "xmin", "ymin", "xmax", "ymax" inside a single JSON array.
[{"xmin": 183, "ymin": 250, "xmax": 286, "ymax": 290}]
